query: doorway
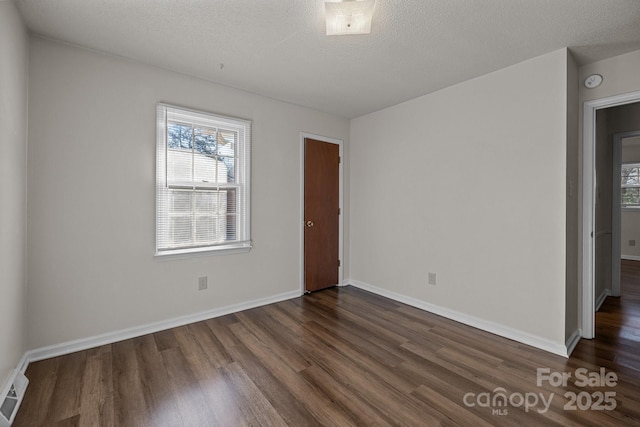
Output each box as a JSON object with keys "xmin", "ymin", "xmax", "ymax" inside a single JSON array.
[
  {"xmin": 583, "ymin": 92, "xmax": 640, "ymax": 338},
  {"xmin": 612, "ymin": 130, "xmax": 640, "ymax": 298},
  {"xmin": 300, "ymin": 133, "xmax": 343, "ymax": 293}
]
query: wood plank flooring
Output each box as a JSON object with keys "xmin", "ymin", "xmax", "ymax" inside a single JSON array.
[{"xmin": 13, "ymin": 265, "xmax": 640, "ymax": 426}]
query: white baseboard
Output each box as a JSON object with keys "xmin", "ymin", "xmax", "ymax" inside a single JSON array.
[
  {"xmin": 565, "ymin": 328, "xmax": 582, "ymax": 357},
  {"xmin": 16, "ymin": 354, "xmax": 28, "ymax": 376},
  {"xmin": 23, "ymin": 290, "xmax": 300, "ymax": 366},
  {"xmin": 348, "ymin": 279, "xmax": 569, "ymax": 357},
  {"xmin": 621, "ymin": 255, "xmax": 640, "ymax": 261},
  {"xmin": 595, "ymin": 289, "xmax": 611, "ymax": 312}
]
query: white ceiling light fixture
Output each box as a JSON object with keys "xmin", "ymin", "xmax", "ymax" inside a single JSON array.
[{"xmin": 325, "ymin": 0, "xmax": 376, "ymax": 36}]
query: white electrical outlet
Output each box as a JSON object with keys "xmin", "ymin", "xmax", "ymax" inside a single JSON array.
[
  {"xmin": 630, "ymin": 240, "xmax": 636, "ymax": 247},
  {"xmin": 198, "ymin": 276, "xmax": 208, "ymax": 290},
  {"xmin": 428, "ymin": 272, "xmax": 437, "ymax": 285}
]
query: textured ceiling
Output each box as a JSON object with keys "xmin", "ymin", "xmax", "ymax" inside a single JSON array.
[{"xmin": 16, "ymin": 0, "xmax": 640, "ymax": 118}]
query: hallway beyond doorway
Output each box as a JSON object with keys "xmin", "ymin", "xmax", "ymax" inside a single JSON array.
[{"xmin": 573, "ymin": 259, "xmax": 640, "ymax": 373}]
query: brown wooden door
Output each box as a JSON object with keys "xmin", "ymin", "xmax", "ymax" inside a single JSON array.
[{"xmin": 304, "ymin": 138, "xmax": 340, "ymax": 292}]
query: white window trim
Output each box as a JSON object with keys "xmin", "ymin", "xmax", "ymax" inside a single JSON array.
[{"xmin": 155, "ymin": 103, "xmax": 252, "ymax": 257}]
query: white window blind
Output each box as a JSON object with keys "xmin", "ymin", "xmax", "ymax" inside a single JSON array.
[{"xmin": 156, "ymin": 104, "xmax": 251, "ymax": 255}]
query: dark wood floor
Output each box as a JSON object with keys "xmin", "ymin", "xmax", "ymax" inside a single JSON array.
[{"xmin": 13, "ymin": 264, "xmax": 640, "ymax": 426}]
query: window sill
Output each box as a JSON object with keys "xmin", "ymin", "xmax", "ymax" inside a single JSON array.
[{"xmin": 155, "ymin": 243, "xmax": 252, "ymax": 260}]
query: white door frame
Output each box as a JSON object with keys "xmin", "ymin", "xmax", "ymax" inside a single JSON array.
[
  {"xmin": 612, "ymin": 130, "xmax": 640, "ymax": 298},
  {"xmin": 582, "ymin": 90, "xmax": 640, "ymax": 338},
  {"xmin": 299, "ymin": 132, "xmax": 344, "ymax": 294}
]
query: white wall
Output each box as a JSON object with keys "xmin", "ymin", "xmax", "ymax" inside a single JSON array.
[
  {"xmin": 350, "ymin": 49, "xmax": 569, "ymax": 347},
  {"xmin": 26, "ymin": 37, "xmax": 349, "ymax": 349},
  {"xmin": 0, "ymin": 0, "xmax": 28, "ymax": 385},
  {"xmin": 565, "ymin": 52, "xmax": 580, "ymax": 342},
  {"xmin": 621, "ymin": 207, "xmax": 640, "ymax": 259},
  {"xmin": 622, "ymin": 140, "xmax": 640, "ymax": 163},
  {"xmin": 580, "ymin": 49, "xmax": 640, "ymax": 104}
]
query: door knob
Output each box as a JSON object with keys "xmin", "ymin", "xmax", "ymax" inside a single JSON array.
[{"xmin": 306, "ymin": 220, "xmax": 315, "ymax": 228}]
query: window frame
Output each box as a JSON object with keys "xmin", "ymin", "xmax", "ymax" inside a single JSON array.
[
  {"xmin": 621, "ymin": 162, "xmax": 640, "ymax": 209},
  {"xmin": 155, "ymin": 103, "xmax": 252, "ymax": 257}
]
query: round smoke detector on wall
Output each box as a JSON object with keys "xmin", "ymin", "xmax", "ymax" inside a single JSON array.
[{"xmin": 584, "ymin": 74, "xmax": 603, "ymax": 89}]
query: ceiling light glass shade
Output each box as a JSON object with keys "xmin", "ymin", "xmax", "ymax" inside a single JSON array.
[{"xmin": 325, "ymin": 0, "xmax": 375, "ymax": 36}]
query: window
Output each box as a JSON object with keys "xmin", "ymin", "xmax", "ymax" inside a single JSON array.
[
  {"xmin": 156, "ymin": 104, "xmax": 251, "ymax": 255},
  {"xmin": 622, "ymin": 163, "xmax": 640, "ymax": 208}
]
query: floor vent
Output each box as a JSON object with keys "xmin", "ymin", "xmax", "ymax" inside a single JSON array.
[{"xmin": 0, "ymin": 370, "xmax": 28, "ymax": 427}]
